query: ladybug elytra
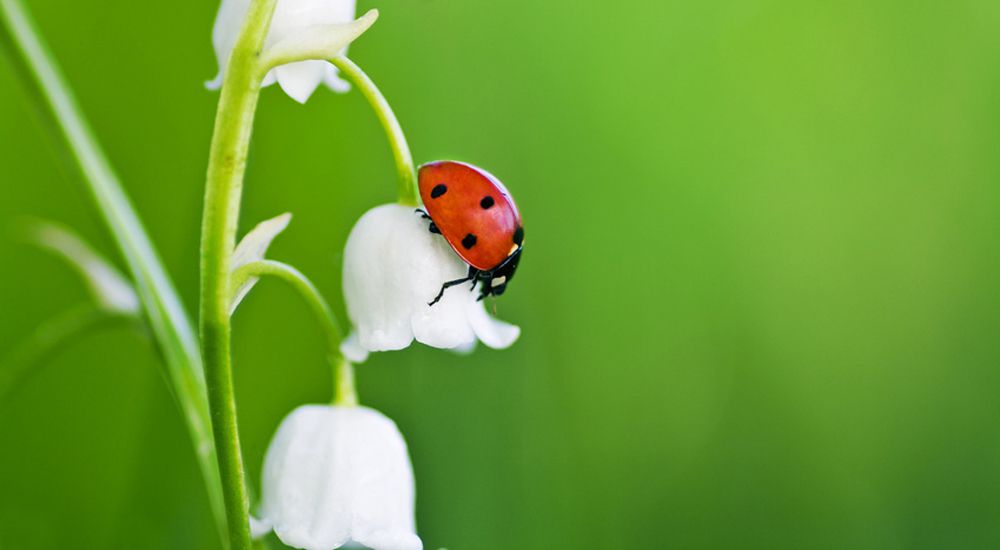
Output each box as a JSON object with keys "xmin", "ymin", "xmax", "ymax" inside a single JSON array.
[{"xmin": 417, "ymin": 161, "xmax": 524, "ymax": 305}]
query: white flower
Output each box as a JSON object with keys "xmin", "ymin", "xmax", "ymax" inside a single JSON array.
[
  {"xmin": 208, "ymin": 0, "xmax": 357, "ymax": 103},
  {"xmin": 254, "ymin": 405, "xmax": 422, "ymax": 550},
  {"xmin": 341, "ymin": 204, "xmax": 520, "ymax": 361}
]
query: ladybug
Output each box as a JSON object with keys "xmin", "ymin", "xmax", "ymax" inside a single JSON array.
[{"xmin": 417, "ymin": 160, "xmax": 524, "ymax": 306}]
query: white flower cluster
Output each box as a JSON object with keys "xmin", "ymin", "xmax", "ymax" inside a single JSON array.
[{"xmin": 209, "ymin": 3, "xmax": 520, "ymax": 549}]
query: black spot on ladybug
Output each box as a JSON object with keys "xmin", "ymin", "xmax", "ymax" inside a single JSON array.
[
  {"xmin": 513, "ymin": 226, "xmax": 524, "ymax": 245},
  {"xmin": 431, "ymin": 184, "xmax": 447, "ymax": 199},
  {"xmin": 480, "ymin": 196, "xmax": 495, "ymax": 209},
  {"xmin": 462, "ymin": 233, "xmax": 477, "ymax": 249}
]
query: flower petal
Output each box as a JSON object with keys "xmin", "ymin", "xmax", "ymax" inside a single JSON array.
[
  {"xmin": 323, "ymin": 63, "xmax": 351, "ymax": 93},
  {"xmin": 207, "ymin": 0, "xmax": 251, "ymax": 90},
  {"xmin": 410, "ymin": 284, "xmax": 476, "ymax": 349},
  {"xmin": 466, "ymin": 299, "xmax": 521, "ymax": 349},
  {"xmin": 262, "ymin": 406, "xmax": 351, "ymax": 550},
  {"xmin": 275, "ymin": 60, "xmax": 326, "ymax": 104},
  {"xmin": 340, "ymin": 331, "xmax": 370, "ymax": 363},
  {"xmin": 451, "ymin": 339, "xmax": 477, "ymax": 355},
  {"xmin": 342, "ymin": 205, "xmax": 422, "ymax": 352},
  {"xmin": 205, "ymin": 71, "xmax": 224, "ymax": 91},
  {"xmin": 230, "ymin": 212, "xmax": 291, "ymax": 313},
  {"xmin": 261, "ymin": 68, "xmax": 278, "ymax": 87},
  {"xmin": 249, "ymin": 516, "xmax": 272, "ymax": 540}
]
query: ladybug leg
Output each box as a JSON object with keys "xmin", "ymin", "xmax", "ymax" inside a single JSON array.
[
  {"xmin": 428, "ymin": 267, "xmax": 479, "ymax": 306},
  {"xmin": 428, "ymin": 276, "xmax": 473, "ymax": 306},
  {"xmin": 413, "ymin": 209, "xmax": 440, "ymax": 234},
  {"xmin": 469, "ymin": 268, "xmax": 492, "ymax": 293}
]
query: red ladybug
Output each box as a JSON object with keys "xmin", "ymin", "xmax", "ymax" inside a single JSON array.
[{"xmin": 418, "ymin": 160, "xmax": 524, "ymax": 305}]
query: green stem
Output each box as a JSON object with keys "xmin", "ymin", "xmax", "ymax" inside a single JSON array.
[
  {"xmin": 0, "ymin": 305, "xmax": 136, "ymax": 406},
  {"xmin": 330, "ymin": 56, "xmax": 419, "ymax": 206},
  {"xmin": 230, "ymin": 260, "xmax": 343, "ymax": 364},
  {"xmin": 200, "ymin": 1, "xmax": 278, "ymax": 548},
  {"xmin": 0, "ymin": 0, "xmax": 226, "ymax": 543},
  {"xmin": 334, "ymin": 358, "xmax": 358, "ymax": 407},
  {"xmin": 230, "ymin": 260, "xmax": 358, "ymax": 406}
]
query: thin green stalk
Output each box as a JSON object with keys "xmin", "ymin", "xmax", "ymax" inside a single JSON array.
[
  {"xmin": 330, "ymin": 56, "xmax": 419, "ymax": 205},
  {"xmin": 0, "ymin": 305, "xmax": 136, "ymax": 405},
  {"xmin": 333, "ymin": 358, "xmax": 358, "ymax": 407},
  {"xmin": 200, "ymin": 1, "xmax": 278, "ymax": 548},
  {"xmin": 230, "ymin": 259, "xmax": 344, "ymax": 363},
  {"xmin": 230, "ymin": 260, "xmax": 358, "ymax": 406},
  {"xmin": 0, "ymin": 0, "xmax": 226, "ymax": 542}
]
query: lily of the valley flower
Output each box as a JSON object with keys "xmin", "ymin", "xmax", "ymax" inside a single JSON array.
[
  {"xmin": 209, "ymin": 0, "xmax": 357, "ymax": 103},
  {"xmin": 341, "ymin": 204, "xmax": 520, "ymax": 361},
  {"xmin": 254, "ymin": 404, "xmax": 422, "ymax": 550}
]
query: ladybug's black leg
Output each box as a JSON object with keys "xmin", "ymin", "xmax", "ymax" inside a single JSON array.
[
  {"xmin": 414, "ymin": 209, "xmax": 440, "ymax": 234},
  {"xmin": 469, "ymin": 268, "xmax": 493, "ymax": 293},
  {"xmin": 428, "ymin": 276, "xmax": 473, "ymax": 306},
  {"xmin": 428, "ymin": 266, "xmax": 479, "ymax": 306}
]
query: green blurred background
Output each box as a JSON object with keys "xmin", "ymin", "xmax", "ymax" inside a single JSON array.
[{"xmin": 3, "ymin": 0, "xmax": 1000, "ymax": 548}]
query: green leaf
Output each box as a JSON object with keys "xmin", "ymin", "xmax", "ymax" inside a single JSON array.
[
  {"xmin": 0, "ymin": 0, "xmax": 225, "ymax": 542},
  {"xmin": 25, "ymin": 220, "xmax": 140, "ymax": 315}
]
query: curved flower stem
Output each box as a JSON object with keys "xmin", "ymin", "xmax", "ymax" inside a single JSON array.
[
  {"xmin": 230, "ymin": 259, "xmax": 358, "ymax": 406},
  {"xmin": 230, "ymin": 260, "xmax": 343, "ymax": 362},
  {"xmin": 329, "ymin": 56, "xmax": 419, "ymax": 206},
  {"xmin": 200, "ymin": 0, "xmax": 277, "ymax": 548},
  {"xmin": 0, "ymin": 0, "xmax": 226, "ymax": 542},
  {"xmin": 0, "ymin": 305, "xmax": 137, "ymax": 406}
]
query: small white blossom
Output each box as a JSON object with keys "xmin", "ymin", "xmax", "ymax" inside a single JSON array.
[
  {"xmin": 208, "ymin": 0, "xmax": 357, "ymax": 103},
  {"xmin": 254, "ymin": 404, "xmax": 422, "ymax": 550},
  {"xmin": 341, "ymin": 203, "xmax": 520, "ymax": 361}
]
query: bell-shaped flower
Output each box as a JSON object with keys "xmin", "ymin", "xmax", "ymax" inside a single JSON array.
[
  {"xmin": 253, "ymin": 404, "xmax": 422, "ymax": 550},
  {"xmin": 341, "ymin": 203, "xmax": 519, "ymax": 361},
  {"xmin": 208, "ymin": 0, "xmax": 358, "ymax": 103}
]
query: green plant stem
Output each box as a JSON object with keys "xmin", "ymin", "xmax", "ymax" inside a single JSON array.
[
  {"xmin": 200, "ymin": 0, "xmax": 278, "ymax": 548},
  {"xmin": 334, "ymin": 358, "xmax": 358, "ymax": 407},
  {"xmin": 330, "ymin": 56, "xmax": 419, "ymax": 206},
  {"xmin": 0, "ymin": 305, "xmax": 136, "ymax": 405},
  {"xmin": 230, "ymin": 260, "xmax": 358, "ymax": 406},
  {"xmin": 230, "ymin": 260, "xmax": 344, "ymax": 363},
  {"xmin": 0, "ymin": 0, "xmax": 226, "ymax": 542}
]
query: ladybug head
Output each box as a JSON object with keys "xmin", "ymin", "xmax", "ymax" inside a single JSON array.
[{"xmin": 479, "ymin": 243, "xmax": 522, "ymax": 300}]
